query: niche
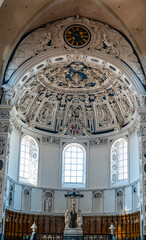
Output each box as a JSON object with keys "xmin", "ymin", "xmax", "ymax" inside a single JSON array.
[
  {"xmin": 116, "ymin": 190, "xmax": 124, "ymax": 212},
  {"xmin": 93, "ymin": 192, "xmax": 103, "ymax": 213},
  {"xmin": 22, "ymin": 187, "xmax": 31, "ymax": 211},
  {"xmin": 43, "ymin": 191, "xmax": 53, "ymax": 212},
  {"xmin": 9, "ymin": 183, "xmax": 14, "ymax": 208},
  {"xmin": 133, "ymin": 185, "xmax": 138, "ymax": 209}
]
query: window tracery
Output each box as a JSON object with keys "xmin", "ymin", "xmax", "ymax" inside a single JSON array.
[
  {"xmin": 19, "ymin": 135, "xmax": 39, "ymax": 185},
  {"xmin": 111, "ymin": 138, "xmax": 128, "ymax": 184}
]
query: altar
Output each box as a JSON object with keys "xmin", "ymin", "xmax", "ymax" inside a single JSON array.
[
  {"xmin": 64, "ymin": 228, "xmax": 83, "ymax": 240},
  {"xmin": 63, "ymin": 189, "xmax": 83, "ymax": 240}
]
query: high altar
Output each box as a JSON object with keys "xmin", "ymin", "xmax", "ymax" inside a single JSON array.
[{"xmin": 64, "ymin": 190, "xmax": 83, "ymax": 240}]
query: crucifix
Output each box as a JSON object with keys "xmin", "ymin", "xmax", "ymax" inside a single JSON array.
[
  {"xmin": 64, "ymin": 188, "xmax": 84, "ymax": 228},
  {"xmin": 65, "ymin": 188, "xmax": 84, "ymax": 206}
]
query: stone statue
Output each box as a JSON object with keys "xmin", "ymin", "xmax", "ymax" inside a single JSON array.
[
  {"xmin": 70, "ymin": 197, "xmax": 77, "ymax": 228},
  {"xmin": 44, "ymin": 196, "xmax": 52, "ymax": 212},
  {"xmin": 65, "ymin": 209, "xmax": 70, "ymax": 229},
  {"xmin": 77, "ymin": 210, "xmax": 82, "ymax": 228}
]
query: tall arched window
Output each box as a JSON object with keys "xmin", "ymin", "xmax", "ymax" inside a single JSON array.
[
  {"xmin": 111, "ymin": 138, "xmax": 128, "ymax": 183},
  {"xmin": 19, "ymin": 135, "xmax": 39, "ymax": 185},
  {"xmin": 62, "ymin": 143, "xmax": 86, "ymax": 188}
]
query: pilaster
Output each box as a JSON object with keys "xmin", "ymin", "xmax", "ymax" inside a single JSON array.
[
  {"xmin": 0, "ymin": 105, "xmax": 12, "ymax": 240},
  {"xmin": 137, "ymin": 108, "xmax": 146, "ymax": 239}
]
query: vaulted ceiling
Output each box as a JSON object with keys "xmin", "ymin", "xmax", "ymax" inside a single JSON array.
[{"xmin": 0, "ymin": 0, "xmax": 146, "ymax": 81}]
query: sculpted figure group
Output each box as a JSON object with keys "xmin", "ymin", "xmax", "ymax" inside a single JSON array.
[{"xmin": 65, "ymin": 208, "xmax": 82, "ymax": 229}]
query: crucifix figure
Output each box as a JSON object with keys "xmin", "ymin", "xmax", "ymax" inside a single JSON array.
[{"xmin": 64, "ymin": 188, "xmax": 84, "ymax": 228}]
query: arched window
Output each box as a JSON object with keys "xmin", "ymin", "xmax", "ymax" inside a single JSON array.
[
  {"xmin": 111, "ymin": 138, "xmax": 128, "ymax": 183},
  {"xmin": 19, "ymin": 135, "xmax": 39, "ymax": 185},
  {"xmin": 62, "ymin": 143, "xmax": 86, "ymax": 188}
]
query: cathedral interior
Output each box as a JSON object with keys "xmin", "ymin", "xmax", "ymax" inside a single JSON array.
[{"xmin": 0, "ymin": 0, "xmax": 146, "ymax": 239}]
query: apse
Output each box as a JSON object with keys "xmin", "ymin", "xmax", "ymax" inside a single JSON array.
[{"xmin": 1, "ymin": 13, "xmax": 145, "ymax": 240}]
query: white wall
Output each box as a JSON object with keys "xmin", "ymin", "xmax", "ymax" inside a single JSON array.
[
  {"xmin": 89, "ymin": 146, "xmax": 109, "ymax": 189},
  {"xmin": 6, "ymin": 177, "xmax": 140, "ymax": 214},
  {"xmin": 54, "ymin": 191, "xmax": 67, "ymax": 213},
  {"xmin": 31, "ymin": 188, "xmax": 42, "ymax": 212},
  {"xmin": 8, "ymin": 129, "xmax": 140, "ymax": 191},
  {"xmin": 125, "ymin": 186, "xmax": 132, "ymax": 211},
  {"xmin": 129, "ymin": 133, "xmax": 139, "ymax": 183},
  {"xmin": 8, "ymin": 130, "xmax": 20, "ymax": 181},
  {"xmin": 104, "ymin": 189, "xmax": 115, "ymax": 213},
  {"xmin": 40, "ymin": 144, "xmax": 60, "ymax": 188},
  {"xmin": 14, "ymin": 184, "xmax": 22, "ymax": 210},
  {"xmin": 80, "ymin": 191, "xmax": 92, "ymax": 213}
]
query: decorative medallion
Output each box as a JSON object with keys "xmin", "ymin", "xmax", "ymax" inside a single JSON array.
[{"xmin": 64, "ymin": 24, "xmax": 91, "ymax": 48}]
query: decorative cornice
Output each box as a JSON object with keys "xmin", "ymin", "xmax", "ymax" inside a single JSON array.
[
  {"xmin": 3, "ymin": 16, "xmax": 145, "ymax": 85},
  {"xmin": 42, "ymin": 136, "xmax": 60, "ymax": 145},
  {"xmin": 89, "ymin": 138, "xmax": 108, "ymax": 146}
]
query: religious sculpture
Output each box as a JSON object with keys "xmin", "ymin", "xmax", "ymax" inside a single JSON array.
[
  {"xmin": 77, "ymin": 210, "xmax": 82, "ymax": 228},
  {"xmin": 64, "ymin": 189, "xmax": 84, "ymax": 229},
  {"xmin": 65, "ymin": 209, "xmax": 70, "ymax": 229},
  {"xmin": 70, "ymin": 200, "xmax": 77, "ymax": 228},
  {"xmin": 44, "ymin": 194, "xmax": 52, "ymax": 212}
]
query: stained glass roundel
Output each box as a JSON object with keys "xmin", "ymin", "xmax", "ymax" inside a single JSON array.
[{"xmin": 64, "ymin": 24, "xmax": 91, "ymax": 48}]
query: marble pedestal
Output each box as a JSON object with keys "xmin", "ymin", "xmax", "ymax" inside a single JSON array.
[{"xmin": 64, "ymin": 228, "xmax": 83, "ymax": 240}]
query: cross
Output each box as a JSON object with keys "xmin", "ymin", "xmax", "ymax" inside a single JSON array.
[
  {"xmin": 64, "ymin": 188, "xmax": 84, "ymax": 199},
  {"xmin": 65, "ymin": 188, "xmax": 84, "ymax": 209},
  {"xmin": 65, "ymin": 189, "xmax": 84, "ymax": 228}
]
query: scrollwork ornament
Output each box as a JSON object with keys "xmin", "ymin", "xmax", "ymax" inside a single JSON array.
[
  {"xmin": 42, "ymin": 136, "xmax": 60, "ymax": 145},
  {"xmin": 137, "ymin": 125, "xmax": 146, "ymax": 137},
  {"xmin": 0, "ymin": 122, "xmax": 9, "ymax": 133},
  {"xmin": 4, "ymin": 16, "xmax": 145, "ymax": 84},
  {"xmin": 0, "ymin": 137, "xmax": 5, "ymax": 156},
  {"xmin": 0, "ymin": 111, "xmax": 9, "ymax": 119},
  {"xmin": 89, "ymin": 138, "xmax": 108, "ymax": 146}
]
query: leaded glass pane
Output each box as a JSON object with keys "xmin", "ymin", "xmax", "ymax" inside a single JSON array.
[
  {"xmin": 111, "ymin": 138, "xmax": 128, "ymax": 183},
  {"xmin": 19, "ymin": 135, "xmax": 39, "ymax": 185},
  {"xmin": 62, "ymin": 143, "xmax": 86, "ymax": 187}
]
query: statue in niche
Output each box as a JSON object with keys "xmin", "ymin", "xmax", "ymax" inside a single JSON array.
[
  {"xmin": 9, "ymin": 183, "xmax": 14, "ymax": 207},
  {"xmin": 44, "ymin": 192, "xmax": 52, "ymax": 212},
  {"xmin": 117, "ymin": 191, "xmax": 123, "ymax": 212}
]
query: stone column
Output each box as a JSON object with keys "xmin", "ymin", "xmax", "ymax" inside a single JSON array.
[
  {"xmin": 137, "ymin": 107, "xmax": 146, "ymax": 239},
  {"xmin": 0, "ymin": 105, "xmax": 12, "ymax": 240}
]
